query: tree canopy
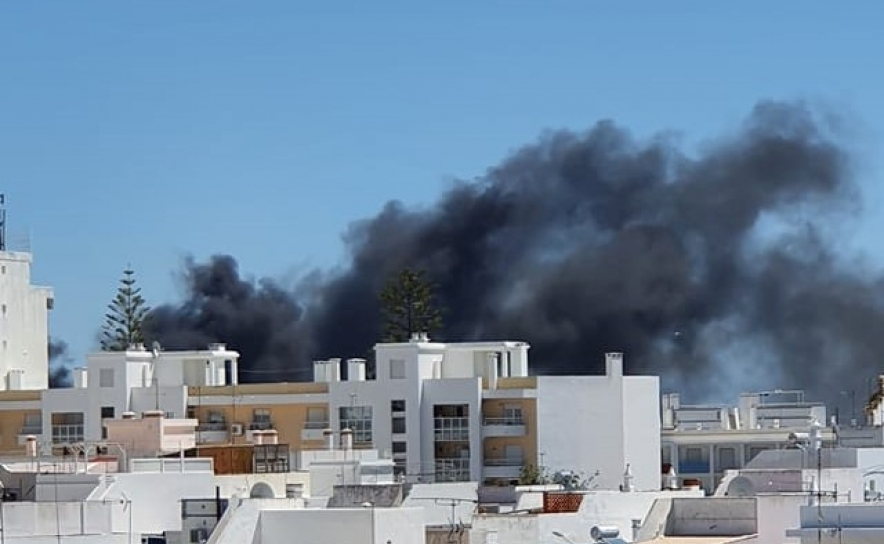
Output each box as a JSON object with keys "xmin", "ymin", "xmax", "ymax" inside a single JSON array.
[
  {"xmin": 379, "ymin": 268, "xmax": 443, "ymax": 342},
  {"xmin": 100, "ymin": 267, "xmax": 150, "ymax": 351}
]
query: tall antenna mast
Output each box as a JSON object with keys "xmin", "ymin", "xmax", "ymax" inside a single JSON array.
[{"xmin": 0, "ymin": 194, "xmax": 6, "ymax": 251}]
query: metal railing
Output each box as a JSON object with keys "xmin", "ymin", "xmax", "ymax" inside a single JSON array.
[
  {"xmin": 20, "ymin": 425, "xmax": 43, "ymax": 435},
  {"xmin": 197, "ymin": 422, "xmax": 227, "ymax": 432},
  {"xmin": 249, "ymin": 421, "xmax": 273, "ymax": 431},
  {"xmin": 51, "ymin": 424, "xmax": 84, "ymax": 444},
  {"xmin": 435, "ymin": 458, "xmax": 470, "ymax": 482},
  {"xmin": 303, "ymin": 421, "xmax": 329, "ymax": 429},
  {"xmin": 484, "ymin": 457, "xmax": 523, "ymax": 467},
  {"xmin": 482, "ymin": 417, "xmax": 525, "ymax": 426}
]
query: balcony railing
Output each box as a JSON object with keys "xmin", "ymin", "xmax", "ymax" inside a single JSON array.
[
  {"xmin": 435, "ymin": 458, "xmax": 470, "ymax": 482},
  {"xmin": 483, "ymin": 417, "xmax": 525, "ymax": 426},
  {"xmin": 303, "ymin": 421, "xmax": 329, "ymax": 430},
  {"xmin": 197, "ymin": 422, "xmax": 227, "ymax": 432},
  {"xmin": 484, "ymin": 457, "xmax": 524, "ymax": 467},
  {"xmin": 249, "ymin": 421, "xmax": 273, "ymax": 431},
  {"xmin": 51, "ymin": 424, "xmax": 84, "ymax": 444},
  {"xmin": 20, "ymin": 425, "xmax": 43, "ymax": 435},
  {"xmin": 678, "ymin": 461, "xmax": 710, "ymax": 474}
]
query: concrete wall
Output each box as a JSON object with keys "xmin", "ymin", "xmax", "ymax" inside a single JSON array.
[
  {"xmin": 0, "ymin": 251, "xmax": 51, "ymax": 391},
  {"xmin": 213, "ymin": 471, "xmax": 311, "ymax": 499},
  {"xmin": 537, "ymin": 363, "xmax": 661, "ymax": 492},
  {"xmin": 257, "ymin": 507, "xmax": 426, "ymax": 544},
  {"xmin": 98, "ymin": 471, "xmax": 216, "ymax": 535}
]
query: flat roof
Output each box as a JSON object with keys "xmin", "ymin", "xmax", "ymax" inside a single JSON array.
[{"xmin": 644, "ymin": 537, "xmax": 757, "ymax": 544}]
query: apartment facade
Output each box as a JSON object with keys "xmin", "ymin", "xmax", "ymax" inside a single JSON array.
[
  {"xmin": 0, "ymin": 249, "xmax": 53, "ymax": 391},
  {"xmin": 661, "ymin": 389, "xmax": 833, "ymax": 492},
  {"xmin": 3, "ymin": 335, "xmax": 661, "ymax": 490}
]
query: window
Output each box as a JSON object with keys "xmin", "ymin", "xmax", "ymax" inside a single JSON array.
[
  {"xmin": 190, "ymin": 528, "xmax": 209, "ymax": 543},
  {"xmin": 392, "ymin": 417, "xmax": 406, "ymax": 434},
  {"xmin": 389, "ymin": 359, "xmax": 406, "ymax": 379},
  {"xmin": 391, "ymin": 400, "xmax": 406, "ymax": 413},
  {"xmin": 99, "ymin": 368, "xmax": 115, "ymax": 388},
  {"xmin": 22, "ymin": 413, "xmax": 41, "ymax": 434},
  {"xmin": 1, "ymin": 266, "xmax": 5, "ymax": 274},
  {"xmin": 717, "ymin": 447, "xmax": 738, "ymax": 471},
  {"xmin": 101, "ymin": 406, "xmax": 115, "ymax": 419},
  {"xmin": 392, "ymin": 441, "xmax": 407, "ymax": 454},
  {"xmin": 51, "ymin": 412, "xmax": 84, "ymax": 444},
  {"xmin": 339, "ymin": 406, "xmax": 373, "ymax": 444},
  {"xmin": 251, "ymin": 409, "xmax": 272, "ymax": 430},
  {"xmin": 1, "ymin": 304, "xmax": 5, "ymax": 315}
]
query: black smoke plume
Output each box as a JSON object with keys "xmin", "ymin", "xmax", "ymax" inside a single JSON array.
[
  {"xmin": 48, "ymin": 338, "xmax": 72, "ymax": 388},
  {"xmin": 145, "ymin": 101, "xmax": 881, "ymax": 402}
]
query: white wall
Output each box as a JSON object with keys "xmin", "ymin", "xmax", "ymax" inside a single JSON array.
[
  {"xmin": 536, "ymin": 358, "xmax": 661, "ymax": 492},
  {"xmin": 257, "ymin": 507, "xmax": 426, "ymax": 544},
  {"xmin": 97, "ymin": 471, "xmax": 216, "ymax": 535},
  {"xmin": 0, "ymin": 251, "xmax": 51, "ymax": 390},
  {"xmin": 622, "ymin": 376, "xmax": 662, "ymax": 491}
]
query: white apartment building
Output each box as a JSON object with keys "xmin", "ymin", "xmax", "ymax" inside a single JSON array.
[
  {"xmin": 7, "ymin": 336, "xmax": 663, "ymax": 492},
  {"xmin": 0, "ymin": 249, "xmax": 53, "ymax": 391},
  {"xmin": 661, "ymin": 389, "xmax": 833, "ymax": 492}
]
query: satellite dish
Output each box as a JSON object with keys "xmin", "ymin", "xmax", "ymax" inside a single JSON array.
[{"xmin": 726, "ymin": 476, "xmax": 756, "ymax": 497}]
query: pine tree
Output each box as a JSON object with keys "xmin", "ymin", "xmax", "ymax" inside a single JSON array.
[
  {"xmin": 379, "ymin": 268, "xmax": 443, "ymax": 342},
  {"xmin": 101, "ymin": 267, "xmax": 150, "ymax": 351}
]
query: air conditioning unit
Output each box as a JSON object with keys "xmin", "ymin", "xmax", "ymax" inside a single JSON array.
[{"xmin": 230, "ymin": 424, "xmax": 244, "ymax": 436}]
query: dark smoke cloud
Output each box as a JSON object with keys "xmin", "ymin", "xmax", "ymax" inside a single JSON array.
[
  {"xmin": 145, "ymin": 100, "xmax": 879, "ymax": 402},
  {"xmin": 48, "ymin": 338, "xmax": 72, "ymax": 388},
  {"xmin": 143, "ymin": 255, "xmax": 308, "ymax": 381}
]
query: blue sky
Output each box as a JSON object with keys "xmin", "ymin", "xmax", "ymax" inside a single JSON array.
[{"xmin": 2, "ymin": 2, "xmax": 884, "ymax": 365}]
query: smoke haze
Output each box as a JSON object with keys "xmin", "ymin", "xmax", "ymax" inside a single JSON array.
[{"xmin": 144, "ymin": 101, "xmax": 881, "ymax": 402}]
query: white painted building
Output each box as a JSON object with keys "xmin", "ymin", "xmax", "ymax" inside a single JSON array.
[
  {"xmin": 661, "ymin": 389, "xmax": 833, "ymax": 492},
  {"xmin": 322, "ymin": 338, "xmax": 661, "ymax": 490},
  {"xmin": 0, "ymin": 249, "xmax": 53, "ymax": 391},
  {"xmin": 39, "ymin": 343, "xmax": 239, "ymax": 446}
]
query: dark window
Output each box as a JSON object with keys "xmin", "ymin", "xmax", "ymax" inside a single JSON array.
[
  {"xmin": 101, "ymin": 407, "xmax": 115, "ymax": 419},
  {"xmin": 392, "ymin": 417, "xmax": 406, "ymax": 434},
  {"xmin": 392, "ymin": 441, "xmax": 407, "ymax": 454},
  {"xmin": 391, "ymin": 400, "xmax": 406, "ymax": 412}
]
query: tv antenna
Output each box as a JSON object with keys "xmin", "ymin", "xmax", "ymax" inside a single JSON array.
[{"xmin": 0, "ymin": 194, "xmax": 6, "ymax": 251}]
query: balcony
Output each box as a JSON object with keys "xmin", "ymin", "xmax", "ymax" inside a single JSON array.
[
  {"xmin": 249, "ymin": 421, "xmax": 273, "ymax": 431},
  {"xmin": 196, "ymin": 422, "xmax": 228, "ymax": 444},
  {"xmin": 482, "ymin": 417, "xmax": 526, "ymax": 438},
  {"xmin": 434, "ymin": 417, "xmax": 469, "ymax": 442},
  {"xmin": 51, "ymin": 424, "xmax": 84, "ymax": 445},
  {"xmin": 435, "ymin": 458, "xmax": 470, "ymax": 482},
  {"xmin": 483, "ymin": 457, "xmax": 523, "ymax": 479},
  {"xmin": 17, "ymin": 425, "xmax": 43, "ymax": 445},
  {"xmin": 301, "ymin": 421, "xmax": 329, "ymax": 441}
]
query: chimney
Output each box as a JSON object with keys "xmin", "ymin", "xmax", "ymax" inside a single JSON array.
[
  {"xmin": 73, "ymin": 367, "xmax": 88, "ymax": 388},
  {"xmin": 485, "ymin": 353, "xmax": 499, "ymax": 390},
  {"xmin": 208, "ymin": 343, "xmax": 226, "ymax": 351},
  {"xmin": 327, "ymin": 359, "xmax": 342, "ymax": 382},
  {"xmin": 605, "ymin": 352, "xmax": 624, "ymax": 378},
  {"xmin": 341, "ymin": 428, "xmax": 353, "ymax": 451},
  {"xmin": 143, "ymin": 410, "xmax": 164, "ymax": 419},
  {"xmin": 121, "ymin": 411, "xmax": 136, "ymax": 420},
  {"xmin": 323, "ymin": 428, "xmax": 335, "ymax": 451},
  {"xmin": 347, "ymin": 359, "xmax": 366, "ymax": 382}
]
